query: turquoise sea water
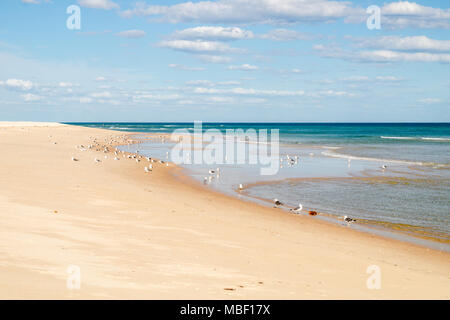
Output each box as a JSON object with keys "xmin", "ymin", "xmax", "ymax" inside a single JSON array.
[{"xmin": 70, "ymin": 123, "xmax": 450, "ymax": 250}]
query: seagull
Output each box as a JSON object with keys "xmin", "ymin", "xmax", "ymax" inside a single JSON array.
[
  {"xmin": 144, "ymin": 167, "xmax": 150, "ymax": 173},
  {"xmin": 94, "ymin": 158, "xmax": 101, "ymax": 163},
  {"xmin": 71, "ymin": 157, "xmax": 78, "ymax": 161},
  {"xmin": 209, "ymin": 170, "xmax": 215, "ymax": 174},
  {"xmin": 343, "ymin": 215, "xmax": 356, "ymax": 225},
  {"xmin": 381, "ymin": 165, "xmax": 387, "ymax": 170},
  {"xmin": 238, "ymin": 184, "xmax": 244, "ymax": 190},
  {"xmin": 290, "ymin": 203, "xmax": 303, "ymax": 213},
  {"xmin": 114, "ymin": 157, "xmax": 120, "ymax": 161},
  {"xmin": 273, "ymin": 198, "xmax": 283, "ymax": 207}
]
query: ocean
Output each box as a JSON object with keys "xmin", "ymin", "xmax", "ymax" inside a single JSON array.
[{"xmin": 70, "ymin": 123, "xmax": 450, "ymax": 250}]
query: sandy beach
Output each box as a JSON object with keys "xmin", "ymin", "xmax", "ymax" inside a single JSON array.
[{"xmin": 0, "ymin": 122, "xmax": 448, "ymax": 299}]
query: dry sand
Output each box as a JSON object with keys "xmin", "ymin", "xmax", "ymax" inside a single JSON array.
[{"xmin": 0, "ymin": 122, "xmax": 448, "ymax": 299}]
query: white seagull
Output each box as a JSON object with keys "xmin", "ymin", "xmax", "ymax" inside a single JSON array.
[
  {"xmin": 343, "ymin": 215, "xmax": 356, "ymax": 225},
  {"xmin": 290, "ymin": 203, "xmax": 303, "ymax": 213},
  {"xmin": 273, "ymin": 198, "xmax": 283, "ymax": 207}
]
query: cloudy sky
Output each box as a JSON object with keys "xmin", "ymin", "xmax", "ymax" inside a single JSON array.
[{"xmin": 0, "ymin": 0, "xmax": 449, "ymax": 122}]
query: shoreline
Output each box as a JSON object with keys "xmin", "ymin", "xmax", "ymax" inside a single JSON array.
[
  {"xmin": 0, "ymin": 122, "xmax": 449, "ymax": 299},
  {"xmin": 124, "ymin": 131, "xmax": 450, "ymax": 251}
]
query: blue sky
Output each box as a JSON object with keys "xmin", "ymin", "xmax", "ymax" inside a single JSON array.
[{"xmin": 0, "ymin": 0, "xmax": 449, "ymax": 122}]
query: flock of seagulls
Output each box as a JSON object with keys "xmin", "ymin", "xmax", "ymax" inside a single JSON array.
[
  {"xmin": 203, "ymin": 167, "xmax": 221, "ymax": 184},
  {"xmin": 279, "ymin": 154, "xmax": 300, "ymax": 169},
  {"xmin": 271, "ymin": 198, "xmax": 356, "ymax": 225},
  {"xmin": 69, "ymin": 134, "xmax": 359, "ymax": 227},
  {"xmin": 70, "ymin": 134, "xmax": 171, "ymax": 177}
]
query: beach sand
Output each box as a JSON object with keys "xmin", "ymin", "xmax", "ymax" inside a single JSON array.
[{"xmin": 0, "ymin": 122, "xmax": 448, "ymax": 299}]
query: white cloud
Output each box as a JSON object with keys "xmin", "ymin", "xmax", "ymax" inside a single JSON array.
[
  {"xmin": 172, "ymin": 26, "xmax": 253, "ymax": 41},
  {"xmin": 186, "ymin": 80, "xmax": 241, "ymax": 86},
  {"xmin": 59, "ymin": 82, "xmax": 74, "ymax": 87},
  {"xmin": 341, "ymin": 75, "xmax": 370, "ymax": 82},
  {"xmin": 115, "ymin": 30, "xmax": 146, "ymax": 38},
  {"xmin": 314, "ymin": 90, "xmax": 355, "ymax": 97},
  {"xmin": 381, "ymin": 1, "xmax": 450, "ymax": 29},
  {"xmin": 196, "ymin": 54, "xmax": 232, "ymax": 63},
  {"xmin": 91, "ymin": 91, "xmax": 112, "ymax": 98},
  {"xmin": 217, "ymin": 80, "xmax": 241, "ymax": 85},
  {"xmin": 158, "ymin": 39, "xmax": 240, "ymax": 54},
  {"xmin": 78, "ymin": 0, "xmax": 119, "ymax": 10},
  {"xmin": 22, "ymin": 93, "xmax": 41, "ymax": 101},
  {"xmin": 419, "ymin": 98, "xmax": 443, "ymax": 104},
  {"xmin": 190, "ymin": 86, "xmax": 356, "ymax": 98},
  {"xmin": 186, "ymin": 80, "xmax": 214, "ymax": 86},
  {"xmin": 192, "ymin": 86, "xmax": 305, "ymax": 96},
  {"xmin": 2, "ymin": 79, "xmax": 34, "ymax": 90},
  {"xmin": 314, "ymin": 44, "xmax": 450, "ymax": 63},
  {"xmin": 375, "ymin": 76, "xmax": 403, "ymax": 82},
  {"xmin": 228, "ymin": 64, "xmax": 259, "ymax": 71},
  {"xmin": 168, "ymin": 64, "xmax": 205, "ymax": 71},
  {"xmin": 121, "ymin": 0, "xmax": 358, "ymax": 24},
  {"xmin": 95, "ymin": 76, "xmax": 107, "ymax": 81},
  {"xmin": 359, "ymin": 50, "xmax": 450, "ymax": 63},
  {"xmin": 132, "ymin": 93, "xmax": 180, "ymax": 102},
  {"xmin": 356, "ymin": 36, "xmax": 450, "ymax": 52},
  {"xmin": 260, "ymin": 29, "xmax": 310, "ymax": 41},
  {"xmin": 121, "ymin": 1, "xmax": 450, "ymax": 29},
  {"xmin": 80, "ymin": 97, "xmax": 93, "ymax": 103},
  {"xmin": 209, "ymin": 96, "xmax": 234, "ymax": 103},
  {"xmin": 340, "ymin": 75, "xmax": 403, "ymax": 82},
  {"xmin": 21, "ymin": 0, "xmax": 40, "ymax": 4}
]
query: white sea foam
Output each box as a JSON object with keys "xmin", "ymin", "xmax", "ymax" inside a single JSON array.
[
  {"xmin": 321, "ymin": 150, "xmax": 427, "ymax": 166},
  {"xmin": 421, "ymin": 137, "xmax": 450, "ymax": 141},
  {"xmin": 380, "ymin": 136, "xmax": 416, "ymax": 140},
  {"xmin": 381, "ymin": 136, "xmax": 450, "ymax": 142}
]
